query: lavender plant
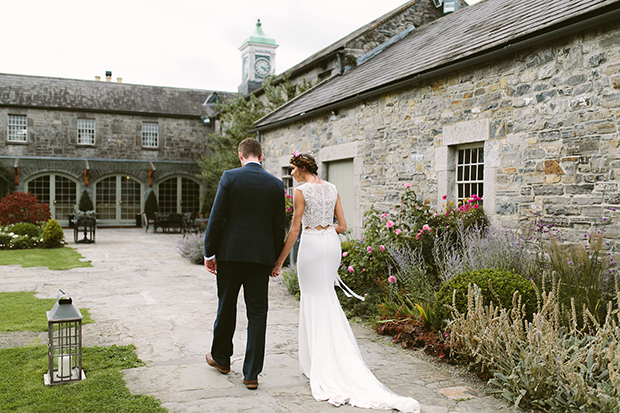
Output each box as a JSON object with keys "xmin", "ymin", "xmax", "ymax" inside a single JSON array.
[{"xmin": 177, "ymin": 232, "xmax": 205, "ymax": 264}]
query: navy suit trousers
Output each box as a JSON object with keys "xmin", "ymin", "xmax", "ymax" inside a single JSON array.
[{"xmin": 211, "ymin": 260, "xmax": 270, "ymax": 381}]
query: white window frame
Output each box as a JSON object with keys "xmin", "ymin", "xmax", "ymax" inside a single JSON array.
[
  {"xmin": 8, "ymin": 114, "xmax": 27, "ymax": 142},
  {"xmin": 436, "ymin": 119, "xmax": 499, "ymax": 218},
  {"xmin": 456, "ymin": 143, "xmax": 484, "ymax": 205},
  {"xmin": 142, "ymin": 122, "xmax": 158, "ymax": 148},
  {"xmin": 77, "ymin": 119, "xmax": 95, "ymax": 145}
]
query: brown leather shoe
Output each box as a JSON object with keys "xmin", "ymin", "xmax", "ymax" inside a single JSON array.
[
  {"xmin": 205, "ymin": 353, "xmax": 230, "ymax": 374},
  {"xmin": 243, "ymin": 378, "xmax": 258, "ymax": 390}
]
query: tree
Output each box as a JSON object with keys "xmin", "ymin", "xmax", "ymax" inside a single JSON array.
[
  {"xmin": 0, "ymin": 192, "xmax": 51, "ymax": 226},
  {"xmin": 197, "ymin": 74, "xmax": 300, "ymax": 213},
  {"xmin": 78, "ymin": 189, "xmax": 94, "ymax": 212}
]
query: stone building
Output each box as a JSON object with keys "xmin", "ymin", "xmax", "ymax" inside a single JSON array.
[
  {"xmin": 0, "ymin": 73, "xmax": 234, "ymax": 226},
  {"xmin": 251, "ymin": 0, "xmax": 467, "ymax": 102},
  {"xmin": 254, "ymin": 0, "xmax": 620, "ymax": 256}
]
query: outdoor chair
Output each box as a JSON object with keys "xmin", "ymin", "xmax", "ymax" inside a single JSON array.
[
  {"xmin": 74, "ymin": 216, "xmax": 96, "ymax": 244},
  {"xmin": 182, "ymin": 212, "xmax": 201, "ymax": 237},
  {"xmin": 166, "ymin": 213, "xmax": 184, "ymax": 233}
]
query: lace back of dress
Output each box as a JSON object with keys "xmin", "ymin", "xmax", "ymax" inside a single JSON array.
[{"xmin": 300, "ymin": 182, "xmax": 338, "ymax": 229}]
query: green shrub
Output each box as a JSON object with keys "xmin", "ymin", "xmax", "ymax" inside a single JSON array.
[
  {"xmin": 0, "ymin": 233, "xmax": 13, "ymax": 249},
  {"xmin": 9, "ymin": 235, "xmax": 36, "ymax": 249},
  {"xmin": 42, "ymin": 219, "xmax": 64, "ymax": 248},
  {"xmin": 78, "ymin": 189, "xmax": 94, "ymax": 212},
  {"xmin": 436, "ymin": 268, "xmax": 537, "ymax": 325},
  {"xmin": 144, "ymin": 190, "xmax": 159, "ymax": 218},
  {"xmin": 282, "ymin": 265, "xmax": 300, "ymax": 300},
  {"xmin": 8, "ymin": 222, "xmax": 40, "ymax": 239}
]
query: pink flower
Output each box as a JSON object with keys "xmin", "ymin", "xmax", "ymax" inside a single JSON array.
[
  {"xmin": 395, "ymin": 229, "xmax": 402, "ymax": 235},
  {"xmin": 286, "ymin": 207, "xmax": 292, "ymax": 212},
  {"xmin": 379, "ymin": 245, "xmax": 386, "ymax": 252},
  {"xmin": 386, "ymin": 220, "xmax": 394, "ymax": 228},
  {"xmin": 367, "ymin": 246, "xmax": 373, "ymax": 253},
  {"xmin": 342, "ymin": 252, "xmax": 348, "ymax": 257},
  {"xmin": 388, "ymin": 276, "xmax": 396, "ymax": 283},
  {"xmin": 347, "ymin": 266, "xmax": 354, "ymax": 273},
  {"xmin": 423, "ymin": 224, "xmax": 431, "ymax": 231},
  {"xmin": 442, "ymin": 195, "xmax": 447, "ymax": 200},
  {"xmin": 362, "ymin": 268, "xmax": 366, "ymax": 272},
  {"xmin": 404, "ymin": 183, "xmax": 411, "ymax": 188}
]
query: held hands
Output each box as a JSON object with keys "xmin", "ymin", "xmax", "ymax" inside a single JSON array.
[{"xmin": 270, "ymin": 262, "xmax": 283, "ymax": 278}]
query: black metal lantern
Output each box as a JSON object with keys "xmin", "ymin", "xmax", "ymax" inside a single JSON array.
[{"xmin": 44, "ymin": 290, "xmax": 85, "ymax": 385}]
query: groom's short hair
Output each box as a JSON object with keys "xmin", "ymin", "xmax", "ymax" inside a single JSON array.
[{"xmin": 238, "ymin": 138, "xmax": 262, "ymax": 159}]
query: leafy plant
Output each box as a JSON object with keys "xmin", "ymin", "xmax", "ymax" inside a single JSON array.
[
  {"xmin": 0, "ymin": 192, "xmax": 51, "ymax": 226},
  {"xmin": 41, "ymin": 219, "xmax": 64, "ymax": 248},
  {"xmin": 281, "ymin": 265, "xmax": 300, "ymax": 300},
  {"xmin": 449, "ymin": 282, "xmax": 620, "ymax": 412},
  {"xmin": 545, "ymin": 232, "xmax": 616, "ymax": 326},
  {"xmin": 8, "ymin": 222, "xmax": 40, "ymax": 239}
]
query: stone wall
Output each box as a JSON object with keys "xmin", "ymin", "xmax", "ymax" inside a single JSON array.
[
  {"xmin": 0, "ymin": 108, "xmax": 211, "ymax": 162},
  {"xmin": 261, "ymin": 20, "xmax": 620, "ymax": 253}
]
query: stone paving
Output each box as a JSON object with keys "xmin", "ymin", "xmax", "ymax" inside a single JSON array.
[{"xmin": 0, "ymin": 228, "xmax": 524, "ymax": 413}]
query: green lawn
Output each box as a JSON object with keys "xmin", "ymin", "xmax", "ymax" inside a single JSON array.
[
  {"xmin": 0, "ymin": 345, "xmax": 166, "ymax": 413},
  {"xmin": 0, "ymin": 247, "xmax": 92, "ymax": 270},
  {"xmin": 0, "ymin": 291, "xmax": 93, "ymax": 332},
  {"xmin": 0, "ymin": 292, "xmax": 166, "ymax": 412}
]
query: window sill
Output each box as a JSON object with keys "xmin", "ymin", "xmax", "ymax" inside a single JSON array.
[
  {"xmin": 6, "ymin": 140, "xmax": 28, "ymax": 145},
  {"xmin": 142, "ymin": 146, "xmax": 159, "ymax": 150}
]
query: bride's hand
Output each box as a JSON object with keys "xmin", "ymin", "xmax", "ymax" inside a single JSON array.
[{"xmin": 270, "ymin": 263, "xmax": 282, "ymax": 277}]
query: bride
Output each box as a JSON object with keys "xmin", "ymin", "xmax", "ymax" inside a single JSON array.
[{"xmin": 272, "ymin": 152, "xmax": 420, "ymax": 413}]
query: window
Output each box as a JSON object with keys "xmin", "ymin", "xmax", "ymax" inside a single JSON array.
[
  {"xmin": 142, "ymin": 122, "xmax": 158, "ymax": 147},
  {"xmin": 77, "ymin": 119, "xmax": 95, "ymax": 145},
  {"xmin": 8, "ymin": 115, "xmax": 27, "ymax": 142},
  {"xmin": 456, "ymin": 145, "xmax": 484, "ymax": 204},
  {"xmin": 281, "ymin": 166, "xmax": 293, "ymax": 197}
]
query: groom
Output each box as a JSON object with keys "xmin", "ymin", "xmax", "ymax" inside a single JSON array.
[{"xmin": 203, "ymin": 138, "xmax": 286, "ymax": 390}]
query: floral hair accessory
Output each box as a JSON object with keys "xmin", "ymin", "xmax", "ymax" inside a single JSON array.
[{"xmin": 292, "ymin": 151, "xmax": 300, "ymax": 157}]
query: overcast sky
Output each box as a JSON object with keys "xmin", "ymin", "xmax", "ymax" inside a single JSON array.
[{"xmin": 2, "ymin": 0, "xmax": 479, "ymax": 93}]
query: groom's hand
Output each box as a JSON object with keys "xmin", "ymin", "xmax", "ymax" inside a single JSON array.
[{"xmin": 204, "ymin": 257, "xmax": 217, "ymax": 274}]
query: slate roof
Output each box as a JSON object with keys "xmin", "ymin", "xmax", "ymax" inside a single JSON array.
[
  {"xmin": 255, "ymin": 0, "xmax": 620, "ymax": 129},
  {"xmin": 0, "ymin": 73, "xmax": 236, "ymax": 118}
]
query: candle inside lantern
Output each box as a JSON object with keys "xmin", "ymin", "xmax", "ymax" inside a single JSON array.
[{"xmin": 59, "ymin": 355, "xmax": 71, "ymax": 378}]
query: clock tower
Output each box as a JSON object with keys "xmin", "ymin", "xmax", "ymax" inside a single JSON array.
[{"xmin": 238, "ymin": 19, "xmax": 278, "ymax": 95}]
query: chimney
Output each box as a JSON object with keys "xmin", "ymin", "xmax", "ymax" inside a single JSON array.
[
  {"xmin": 106, "ymin": 71, "xmax": 112, "ymax": 82},
  {"xmin": 116, "ymin": 77, "xmax": 123, "ymax": 83},
  {"xmin": 95, "ymin": 76, "xmax": 101, "ymax": 81}
]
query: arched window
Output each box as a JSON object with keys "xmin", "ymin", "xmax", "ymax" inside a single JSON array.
[{"xmin": 26, "ymin": 173, "xmax": 79, "ymax": 225}]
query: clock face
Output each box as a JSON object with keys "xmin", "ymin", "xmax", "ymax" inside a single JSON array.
[{"xmin": 254, "ymin": 58, "xmax": 271, "ymax": 77}]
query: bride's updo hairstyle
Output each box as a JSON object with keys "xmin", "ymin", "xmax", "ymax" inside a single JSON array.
[{"xmin": 290, "ymin": 151, "xmax": 318, "ymax": 175}]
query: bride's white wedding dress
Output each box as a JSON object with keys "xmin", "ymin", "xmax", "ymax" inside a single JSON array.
[{"xmin": 295, "ymin": 181, "xmax": 420, "ymax": 413}]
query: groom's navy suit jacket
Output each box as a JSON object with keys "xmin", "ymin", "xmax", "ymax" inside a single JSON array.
[{"xmin": 204, "ymin": 162, "xmax": 286, "ymax": 267}]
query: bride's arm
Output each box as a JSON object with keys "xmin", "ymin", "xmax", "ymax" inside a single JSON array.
[
  {"xmin": 272, "ymin": 188, "xmax": 305, "ymax": 276},
  {"xmin": 334, "ymin": 193, "xmax": 347, "ymax": 234}
]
